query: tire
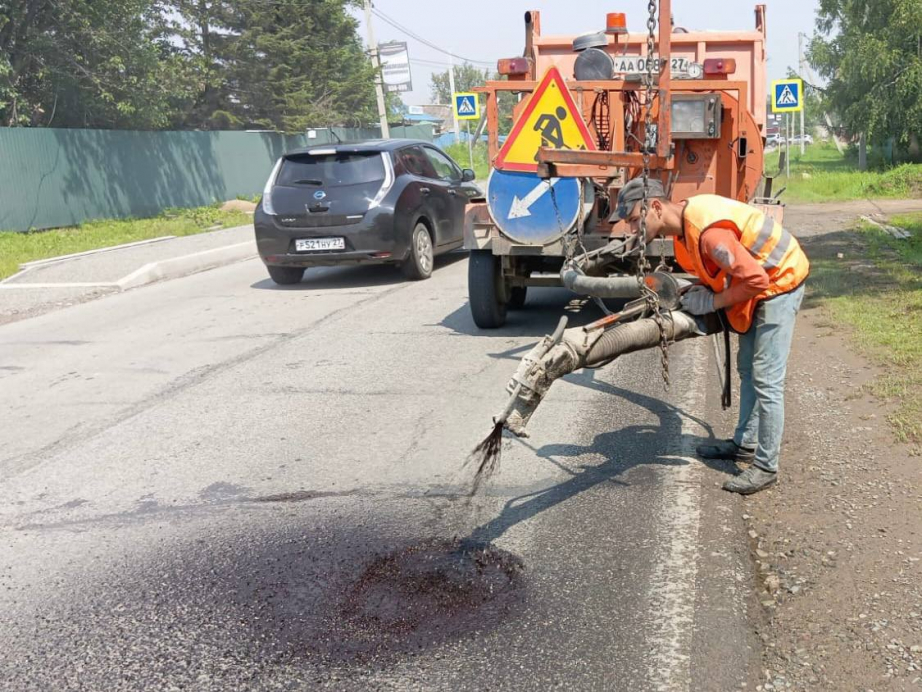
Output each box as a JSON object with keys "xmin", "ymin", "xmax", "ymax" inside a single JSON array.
[
  {"xmin": 267, "ymin": 265, "xmax": 305, "ymax": 285},
  {"xmin": 468, "ymin": 250, "xmax": 507, "ymax": 329},
  {"xmin": 508, "ymin": 286, "xmax": 527, "ymax": 310},
  {"xmin": 401, "ymin": 222, "xmax": 434, "ymax": 280}
]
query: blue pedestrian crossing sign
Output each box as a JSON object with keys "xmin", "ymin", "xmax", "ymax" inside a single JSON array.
[
  {"xmin": 486, "ymin": 169, "xmax": 582, "ymax": 245},
  {"xmin": 453, "ymin": 92, "xmax": 479, "ymax": 120},
  {"xmin": 772, "ymin": 79, "xmax": 803, "ymax": 113}
]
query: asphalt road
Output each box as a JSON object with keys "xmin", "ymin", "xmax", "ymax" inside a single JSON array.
[{"xmin": 0, "ymin": 254, "xmax": 756, "ymax": 691}]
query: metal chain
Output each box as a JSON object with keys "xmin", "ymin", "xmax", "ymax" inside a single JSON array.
[{"xmin": 636, "ymin": 0, "xmax": 671, "ymax": 389}]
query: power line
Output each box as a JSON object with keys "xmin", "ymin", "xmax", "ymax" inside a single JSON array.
[
  {"xmin": 411, "ymin": 57, "xmax": 490, "ymax": 70},
  {"xmin": 370, "ymin": 7, "xmax": 495, "ymax": 67}
]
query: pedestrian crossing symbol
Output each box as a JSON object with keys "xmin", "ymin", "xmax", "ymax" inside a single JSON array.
[
  {"xmin": 772, "ymin": 79, "xmax": 803, "ymax": 113},
  {"xmin": 453, "ymin": 93, "xmax": 479, "ymax": 120}
]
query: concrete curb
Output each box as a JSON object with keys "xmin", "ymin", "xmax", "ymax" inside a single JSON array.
[
  {"xmin": 19, "ymin": 236, "xmax": 177, "ymax": 270},
  {"xmin": 117, "ymin": 240, "xmax": 257, "ymax": 290}
]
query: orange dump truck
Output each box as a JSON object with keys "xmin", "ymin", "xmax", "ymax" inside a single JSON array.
[{"xmin": 465, "ymin": 2, "xmax": 776, "ymax": 328}]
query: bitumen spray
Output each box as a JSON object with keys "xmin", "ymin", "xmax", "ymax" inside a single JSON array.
[{"xmin": 465, "ymin": 421, "xmax": 505, "ymax": 496}]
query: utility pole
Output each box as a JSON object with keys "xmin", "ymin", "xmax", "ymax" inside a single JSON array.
[
  {"xmin": 363, "ymin": 0, "xmax": 390, "ymax": 139},
  {"xmin": 798, "ymin": 32, "xmax": 806, "ymax": 155},
  {"xmin": 786, "ymin": 114, "xmax": 791, "ymax": 178},
  {"xmin": 448, "ymin": 53, "xmax": 460, "ymax": 143}
]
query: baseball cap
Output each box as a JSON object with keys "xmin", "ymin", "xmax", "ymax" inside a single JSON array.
[{"xmin": 610, "ymin": 177, "xmax": 666, "ymax": 222}]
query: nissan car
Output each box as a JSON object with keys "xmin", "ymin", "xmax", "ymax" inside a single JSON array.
[{"xmin": 254, "ymin": 139, "xmax": 481, "ymax": 284}]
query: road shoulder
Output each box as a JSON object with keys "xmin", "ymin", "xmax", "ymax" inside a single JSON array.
[{"xmin": 741, "ymin": 299, "xmax": 922, "ymax": 690}]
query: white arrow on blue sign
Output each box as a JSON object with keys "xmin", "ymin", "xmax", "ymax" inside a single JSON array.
[{"xmin": 486, "ymin": 169, "xmax": 582, "ymax": 245}]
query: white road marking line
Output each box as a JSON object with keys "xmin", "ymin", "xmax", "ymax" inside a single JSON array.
[
  {"xmin": 0, "ymin": 282, "xmax": 118, "ymax": 289},
  {"xmin": 646, "ymin": 337, "xmax": 708, "ymax": 692}
]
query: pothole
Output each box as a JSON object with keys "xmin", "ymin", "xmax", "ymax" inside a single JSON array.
[{"xmin": 311, "ymin": 538, "xmax": 525, "ymax": 662}]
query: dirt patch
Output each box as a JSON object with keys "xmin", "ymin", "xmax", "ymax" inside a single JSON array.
[
  {"xmin": 220, "ymin": 199, "xmax": 257, "ymax": 213},
  {"xmin": 739, "ymin": 229, "xmax": 922, "ymax": 690},
  {"xmin": 785, "ymin": 199, "xmax": 922, "ymax": 238}
]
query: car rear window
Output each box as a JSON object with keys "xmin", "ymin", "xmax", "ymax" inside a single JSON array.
[{"xmin": 276, "ymin": 151, "xmax": 385, "ymax": 187}]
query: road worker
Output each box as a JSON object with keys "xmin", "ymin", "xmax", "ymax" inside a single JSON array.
[{"xmin": 614, "ymin": 178, "xmax": 809, "ymax": 494}]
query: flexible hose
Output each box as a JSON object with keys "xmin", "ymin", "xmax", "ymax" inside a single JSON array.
[
  {"xmin": 560, "ymin": 267, "xmax": 645, "ymax": 298},
  {"xmin": 584, "ymin": 311, "xmax": 703, "ymax": 366},
  {"xmin": 503, "ymin": 311, "xmax": 718, "ymax": 436}
]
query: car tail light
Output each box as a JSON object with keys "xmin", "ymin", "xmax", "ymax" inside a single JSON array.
[
  {"xmin": 497, "ymin": 57, "xmax": 530, "ymax": 76},
  {"xmin": 606, "ymin": 13, "xmax": 627, "ymax": 34},
  {"xmin": 261, "ymin": 157, "xmax": 283, "ymax": 215},
  {"xmin": 703, "ymin": 58, "xmax": 736, "ymax": 76},
  {"xmin": 368, "ymin": 153, "xmax": 395, "ymax": 210}
]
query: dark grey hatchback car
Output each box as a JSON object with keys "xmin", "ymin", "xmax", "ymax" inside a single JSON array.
[{"xmin": 254, "ymin": 139, "xmax": 481, "ymax": 284}]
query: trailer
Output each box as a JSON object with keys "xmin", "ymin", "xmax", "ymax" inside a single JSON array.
[{"xmin": 464, "ymin": 2, "xmax": 778, "ymax": 328}]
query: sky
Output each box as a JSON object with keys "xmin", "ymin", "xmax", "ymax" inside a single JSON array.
[{"xmin": 352, "ymin": 0, "xmax": 822, "ymax": 106}]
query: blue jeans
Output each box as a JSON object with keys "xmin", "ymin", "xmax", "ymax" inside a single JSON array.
[{"xmin": 732, "ymin": 283, "xmax": 806, "ymax": 473}]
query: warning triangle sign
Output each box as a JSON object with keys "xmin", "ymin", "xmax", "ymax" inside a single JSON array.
[
  {"xmin": 458, "ymin": 98, "xmax": 475, "ymax": 114},
  {"xmin": 494, "ymin": 66, "xmax": 596, "ymax": 172},
  {"xmin": 777, "ymin": 85, "xmax": 797, "ymax": 106}
]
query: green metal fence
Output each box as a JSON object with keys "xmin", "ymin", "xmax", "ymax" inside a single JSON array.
[{"xmin": 0, "ymin": 124, "xmax": 434, "ymax": 232}]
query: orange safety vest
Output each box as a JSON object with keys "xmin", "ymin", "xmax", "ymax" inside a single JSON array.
[{"xmin": 675, "ymin": 194, "xmax": 810, "ymax": 333}]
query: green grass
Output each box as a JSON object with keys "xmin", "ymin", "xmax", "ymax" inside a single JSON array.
[
  {"xmin": 0, "ymin": 205, "xmax": 252, "ymax": 280},
  {"xmin": 764, "ymin": 142, "xmax": 922, "ymax": 203},
  {"xmin": 807, "ymin": 212, "xmax": 922, "ymax": 448},
  {"xmin": 444, "ymin": 142, "xmax": 490, "ymax": 181}
]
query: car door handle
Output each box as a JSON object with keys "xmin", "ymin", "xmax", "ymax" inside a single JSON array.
[
  {"xmin": 447, "ymin": 189, "xmax": 458, "ymax": 196},
  {"xmin": 420, "ymin": 187, "xmax": 430, "ymax": 195}
]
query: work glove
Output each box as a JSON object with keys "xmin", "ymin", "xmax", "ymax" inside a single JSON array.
[{"xmin": 680, "ymin": 285, "xmax": 716, "ymax": 315}]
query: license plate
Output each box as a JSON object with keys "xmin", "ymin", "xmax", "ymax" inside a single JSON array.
[
  {"xmin": 295, "ymin": 237, "xmax": 345, "ymax": 252},
  {"xmin": 612, "ymin": 56, "xmax": 703, "ymax": 78}
]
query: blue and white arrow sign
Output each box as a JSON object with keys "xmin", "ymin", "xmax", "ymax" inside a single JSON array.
[{"xmin": 486, "ymin": 169, "xmax": 582, "ymax": 245}]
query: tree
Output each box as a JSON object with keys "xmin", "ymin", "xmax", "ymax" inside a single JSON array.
[
  {"xmin": 781, "ymin": 69, "xmax": 825, "ymax": 130},
  {"xmin": 429, "ymin": 62, "xmax": 489, "ymax": 104},
  {"xmin": 809, "ymin": 0, "xmax": 922, "ymax": 158},
  {"xmin": 429, "ymin": 64, "xmax": 515, "ymax": 134},
  {"xmin": 0, "ymin": 0, "xmax": 384, "ymax": 131},
  {"xmin": 0, "ymin": 0, "xmax": 186, "ymax": 128},
  {"xmin": 174, "ymin": 0, "xmax": 381, "ymax": 131}
]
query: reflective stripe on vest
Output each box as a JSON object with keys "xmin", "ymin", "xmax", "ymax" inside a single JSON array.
[
  {"xmin": 749, "ymin": 215, "xmax": 794, "ymax": 270},
  {"xmin": 681, "ymin": 195, "xmax": 809, "ymax": 333}
]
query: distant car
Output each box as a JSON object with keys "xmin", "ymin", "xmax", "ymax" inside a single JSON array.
[
  {"xmin": 254, "ymin": 139, "xmax": 482, "ymax": 284},
  {"xmin": 791, "ymin": 134, "xmax": 814, "ymax": 145},
  {"xmin": 766, "ymin": 133, "xmax": 785, "ymax": 147}
]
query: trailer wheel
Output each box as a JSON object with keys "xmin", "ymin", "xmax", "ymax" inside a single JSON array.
[{"xmin": 468, "ymin": 250, "xmax": 507, "ymax": 329}]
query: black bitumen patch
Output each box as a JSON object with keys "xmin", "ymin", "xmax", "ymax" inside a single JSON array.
[{"xmin": 1, "ymin": 523, "xmax": 525, "ymax": 690}]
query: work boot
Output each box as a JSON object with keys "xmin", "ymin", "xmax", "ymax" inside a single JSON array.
[
  {"xmin": 722, "ymin": 465, "xmax": 777, "ymax": 495},
  {"xmin": 696, "ymin": 439, "xmax": 756, "ymax": 462}
]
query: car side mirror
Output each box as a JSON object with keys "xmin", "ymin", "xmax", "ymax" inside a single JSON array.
[{"xmin": 461, "ymin": 168, "xmax": 476, "ymax": 182}]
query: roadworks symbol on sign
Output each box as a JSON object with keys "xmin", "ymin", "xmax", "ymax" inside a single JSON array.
[{"xmin": 494, "ymin": 66, "xmax": 597, "ymax": 172}]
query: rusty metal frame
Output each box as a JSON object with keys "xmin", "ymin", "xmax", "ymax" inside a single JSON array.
[{"xmin": 479, "ymin": 0, "xmax": 755, "ymax": 185}]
